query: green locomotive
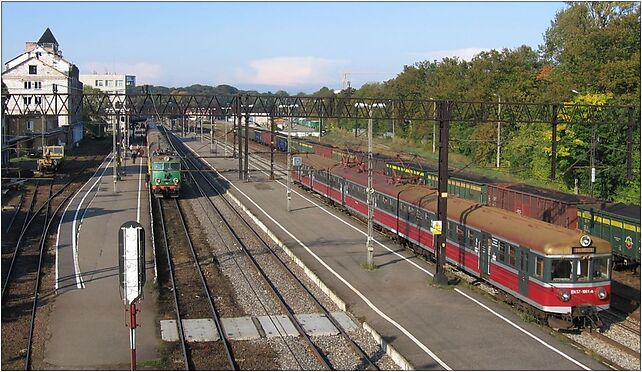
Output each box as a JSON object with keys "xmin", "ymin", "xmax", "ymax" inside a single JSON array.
[{"xmin": 147, "ymin": 123, "xmax": 182, "ymax": 198}]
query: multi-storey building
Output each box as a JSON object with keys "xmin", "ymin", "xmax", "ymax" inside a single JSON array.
[
  {"xmin": 2, "ymin": 28, "xmax": 84, "ymax": 153},
  {"xmin": 79, "ymin": 73, "xmax": 136, "ymax": 95}
]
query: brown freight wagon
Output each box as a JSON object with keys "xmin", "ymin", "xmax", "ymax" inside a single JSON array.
[
  {"xmin": 486, "ymin": 183, "xmax": 597, "ymax": 230},
  {"xmin": 314, "ymin": 143, "xmax": 333, "ymax": 158}
]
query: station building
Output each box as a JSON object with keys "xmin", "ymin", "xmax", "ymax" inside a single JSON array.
[{"xmin": 2, "ymin": 28, "xmax": 84, "ymax": 157}]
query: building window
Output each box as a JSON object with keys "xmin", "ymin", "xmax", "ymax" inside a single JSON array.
[
  {"xmin": 29, "ymin": 65, "xmax": 37, "ymax": 74},
  {"xmin": 24, "ymin": 81, "xmax": 32, "ymax": 89},
  {"xmin": 96, "ymin": 80, "xmax": 104, "ymax": 86},
  {"xmin": 115, "ymin": 80, "xmax": 123, "ymax": 87},
  {"xmin": 34, "ymin": 81, "xmax": 42, "ymax": 90},
  {"xmin": 35, "ymin": 97, "xmax": 42, "ymax": 105},
  {"xmin": 26, "ymin": 120, "xmax": 34, "ymax": 131},
  {"xmin": 105, "ymin": 80, "xmax": 112, "ymax": 87},
  {"xmin": 23, "ymin": 97, "xmax": 32, "ymax": 106}
]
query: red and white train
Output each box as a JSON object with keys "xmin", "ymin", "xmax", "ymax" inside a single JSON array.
[{"xmin": 292, "ymin": 154, "xmax": 612, "ymax": 329}]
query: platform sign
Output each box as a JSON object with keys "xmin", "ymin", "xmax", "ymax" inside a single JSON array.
[
  {"xmin": 431, "ymin": 220, "xmax": 442, "ymax": 235},
  {"xmin": 292, "ymin": 156, "xmax": 302, "ymax": 167},
  {"xmin": 118, "ymin": 221, "xmax": 146, "ymax": 305}
]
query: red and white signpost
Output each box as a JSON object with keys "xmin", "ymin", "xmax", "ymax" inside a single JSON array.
[{"xmin": 119, "ymin": 222, "xmax": 146, "ymax": 371}]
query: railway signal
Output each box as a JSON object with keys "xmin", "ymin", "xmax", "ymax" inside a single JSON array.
[{"xmin": 118, "ymin": 221, "xmax": 146, "ymax": 370}]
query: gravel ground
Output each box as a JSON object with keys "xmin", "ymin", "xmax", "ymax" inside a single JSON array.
[
  {"xmin": 179, "ymin": 137, "xmax": 401, "ymax": 370},
  {"xmin": 564, "ymin": 331, "xmax": 640, "ymax": 370},
  {"xmin": 2, "ymin": 140, "xmax": 112, "ymax": 370}
]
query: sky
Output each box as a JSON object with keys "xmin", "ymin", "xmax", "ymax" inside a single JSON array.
[{"xmin": 1, "ymin": 1, "xmax": 566, "ymax": 93}]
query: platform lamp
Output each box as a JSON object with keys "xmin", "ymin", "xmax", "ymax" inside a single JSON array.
[
  {"xmin": 355, "ymin": 102, "xmax": 385, "ymax": 270},
  {"xmin": 278, "ymin": 103, "xmax": 298, "ymax": 212}
]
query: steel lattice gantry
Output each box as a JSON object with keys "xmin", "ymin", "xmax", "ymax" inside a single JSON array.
[
  {"xmin": 2, "ymin": 92, "xmax": 640, "ymax": 180},
  {"xmin": 3, "ymin": 92, "xmax": 639, "ymax": 123}
]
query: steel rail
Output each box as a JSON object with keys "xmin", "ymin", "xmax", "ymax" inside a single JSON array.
[
  {"xmin": 204, "ymin": 131, "xmax": 380, "ymax": 369},
  {"xmin": 166, "ymin": 128, "xmax": 333, "ymax": 370},
  {"xmin": 1, "ymin": 180, "xmax": 49, "ymax": 299},
  {"xmin": 24, "ymin": 182, "xmax": 53, "ymax": 370},
  {"xmin": 155, "ymin": 198, "xmax": 190, "ymax": 370},
  {"xmin": 4, "ymin": 193, "xmax": 25, "ymax": 234},
  {"xmin": 169, "ymin": 131, "xmax": 309, "ymax": 370},
  {"xmin": 172, "ymin": 198, "xmax": 238, "ymax": 371}
]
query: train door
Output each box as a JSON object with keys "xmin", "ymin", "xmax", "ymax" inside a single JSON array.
[
  {"xmin": 517, "ymin": 246, "xmax": 529, "ymax": 296},
  {"xmin": 479, "ymin": 232, "xmax": 492, "ymax": 278}
]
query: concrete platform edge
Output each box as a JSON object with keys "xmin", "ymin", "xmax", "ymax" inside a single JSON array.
[{"xmin": 220, "ymin": 171, "xmax": 415, "ymax": 371}]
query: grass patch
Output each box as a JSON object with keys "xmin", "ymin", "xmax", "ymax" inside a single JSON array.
[
  {"xmin": 137, "ymin": 358, "xmax": 165, "ymax": 369},
  {"xmin": 9, "ymin": 156, "xmax": 35, "ymax": 162},
  {"xmin": 360, "ymin": 262, "xmax": 378, "ymax": 271}
]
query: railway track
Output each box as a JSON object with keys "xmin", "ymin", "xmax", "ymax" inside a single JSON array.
[
  {"xmin": 204, "ymin": 129, "xmax": 642, "ymax": 370},
  {"xmin": 1, "ymin": 151, "xmax": 112, "ymax": 370},
  {"xmin": 155, "ymin": 197, "xmax": 236, "ymax": 370},
  {"xmin": 167, "ymin": 128, "xmax": 381, "ymax": 370}
]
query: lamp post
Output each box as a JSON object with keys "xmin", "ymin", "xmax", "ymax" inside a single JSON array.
[
  {"xmin": 279, "ymin": 104, "xmax": 298, "ymax": 212},
  {"xmin": 355, "ymin": 102, "xmax": 385, "ymax": 269},
  {"xmin": 430, "ymin": 97, "xmax": 436, "ymax": 153},
  {"xmin": 492, "ymin": 94, "xmax": 501, "ymax": 168}
]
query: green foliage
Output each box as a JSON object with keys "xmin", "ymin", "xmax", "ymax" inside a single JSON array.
[{"xmin": 344, "ymin": 2, "xmax": 640, "ymax": 203}]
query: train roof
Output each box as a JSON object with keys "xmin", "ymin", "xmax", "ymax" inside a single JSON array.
[
  {"xmin": 301, "ymin": 154, "xmax": 611, "ymax": 256},
  {"xmin": 580, "ymin": 202, "xmax": 641, "ymax": 222}
]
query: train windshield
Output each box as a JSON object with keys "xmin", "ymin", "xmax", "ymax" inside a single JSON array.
[
  {"xmin": 591, "ymin": 257, "xmax": 610, "ymax": 280},
  {"xmin": 153, "ymin": 163, "xmax": 180, "ymax": 171},
  {"xmin": 551, "ymin": 259, "xmax": 572, "ymax": 281}
]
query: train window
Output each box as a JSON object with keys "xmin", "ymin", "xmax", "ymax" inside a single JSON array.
[
  {"xmin": 576, "ymin": 258, "xmax": 590, "ymax": 282},
  {"xmin": 497, "ymin": 242, "xmax": 506, "ymax": 262},
  {"xmin": 551, "ymin": 259, "xmax": 572, "ymax": 281},
  {"xmin": 592, "ymin": 257, "xmax": 609, "ymax": 280},
  {"xmin": 534, "ymin": 256, "xmax": 544, "ymax": 278},
  {"xmin": 507, "ymin": 246, "xmax": 516, "ymax": 266},
  {"xmin": 467, "ymin": 229, "xmax": 475, "ymax": 248},
  {"xmin": 153, "ymin": 163, "xmax": 164, "ymax": 171}
]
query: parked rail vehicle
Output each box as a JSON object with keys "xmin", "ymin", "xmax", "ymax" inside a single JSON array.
[
  {"xmin": 147, "ymin": 124, "xmax": 182, "ymax": 198},
  {"xmin": 244, "ymin": 125, "xmax": 638, "ymax": 271},
  {"xmin": 578, "ymin": 203, "xmax": 640, "ymax": 270},
  {"xmin": 36, "ymin": 145, "xmax": 65, "ymax": 175},
  {"xmin": 291, "ymin": 154, "xmax": 611, "ymax": 329}
]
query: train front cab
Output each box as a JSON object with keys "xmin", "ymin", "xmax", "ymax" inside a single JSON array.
[
  {"xmin": 535, "ymin": 237, "xmax": 611, "ymax": 329},
  {"xmin": 150, "ymin": 156, "xmax": 181, "ymax": 198}
]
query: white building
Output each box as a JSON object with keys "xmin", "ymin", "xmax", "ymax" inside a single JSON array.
[
  {"xmin": 79, "ymin": 73, "xmax": 136, "ymax": 95},
  {"xmin": 2, "ymin": 28, "xmax": 83, "ymax": 148}
]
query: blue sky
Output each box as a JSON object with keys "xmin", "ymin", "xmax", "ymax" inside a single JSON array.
[{"xmin": 2, "ymin": 1, "xmax": 565, "ymax": 93}]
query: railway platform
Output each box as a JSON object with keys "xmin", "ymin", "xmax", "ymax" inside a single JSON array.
[
  {"xmin": 180, "ymin": 134, "xmax": 609, "ymax": 371},
  {"xmin": 45, "ymin": 153, "xmax": 160, "ymax": 369}
]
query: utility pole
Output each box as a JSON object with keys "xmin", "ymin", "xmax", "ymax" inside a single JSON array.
[
  {"xmin": 287, "ymin": 118, "xmax": 292, "ymax": 211},
  {"xmin": 430, "ymin": 98, "xmax": 436, "ymax": 153},
  {"xmin": 433, "ymin": 100, "xmax": 450, "ymax": 285},
  {"xmin": 244, "ymin": 112, "xmax": 250, "ymax": 181},
  {"xmin": 270, "ymin": 113, "xmax": 275, "ymax": 180},
  {"xmin": 237, "ymin": 100, "xmax": 242, "ymax": 180},
  {"xmin": 550, "ymin": 104, "xmax": 559, "ymax": 180},
  {"xmin": 496, "ymin": 95, "xmax": 501, "ymax": 168},
  {"xmin": 590, "ymin": 128, "xmax": 596, "ymax": 197},
  {"xmin": 113, "ymin": 115, "xmax": 117, "ymax": 192},
  {"xmin": 356, "ymin": 102, "xmax": 384, "ymax": 270}
]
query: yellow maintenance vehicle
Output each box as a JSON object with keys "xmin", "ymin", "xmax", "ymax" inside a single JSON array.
[{"xmin": 36, "ymin": 145, "xmax": 65, "ymax": 175}]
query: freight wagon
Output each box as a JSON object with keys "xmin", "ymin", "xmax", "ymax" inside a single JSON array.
[{"xmin": 578, "ymin": 203, "xmax": 640, "ymax": 270}]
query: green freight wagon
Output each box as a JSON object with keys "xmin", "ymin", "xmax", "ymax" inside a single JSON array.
[
  {"xmin": 577, "ymin": 204, "xmax": 640, "ymax": 268},
  {"xmin": 291, "ymin": 138, "xmax": 315, "ymax": 154},
  {"xmin": 384, "ymin": 162, "xmax": 487, "ymax": 203}
]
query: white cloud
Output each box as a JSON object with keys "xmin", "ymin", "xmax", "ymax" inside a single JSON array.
[
  {"xmin": 411, "ymin": 47, "xmax": 493, "ymax": 62},
  {"xmin": 79, "ymin": 62, "xmax": 163, "ymax": 84},
  {"xmin": 235, "ymin": 56, "xmax": 345, "ymax": 87}
]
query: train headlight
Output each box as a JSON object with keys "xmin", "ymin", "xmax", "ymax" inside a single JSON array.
[
  {"xmin": 558, "ymin": 289, "xmax": 571, "ymax": 302},
  {"xmin": 597, "ymin": 287, "xmax": 608, "ymax": 301},
  {"xmin": 580, "ymin": 235, "xmax": 592, "ymax": 247},
  {"xmin": 155, "ymin": 178, "xmax": 160, "ymax": 183},
  {"xmin": 173, "ymin": 178, "xmax": 179, "ymax": 184}
]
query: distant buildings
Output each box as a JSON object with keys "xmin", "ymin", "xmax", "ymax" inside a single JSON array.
[
  {"xmin": 79, "ymin": 73, "xmax": 136, "ymax": 95},
  {"xmin": 2, "ymin": 28, "xmax": 84, "ymax": 153}
]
